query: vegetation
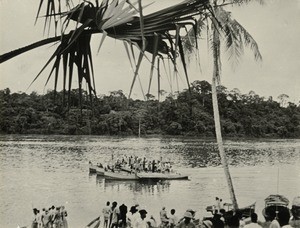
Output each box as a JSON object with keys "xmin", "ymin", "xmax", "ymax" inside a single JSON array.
[{"xmin": 1, "ymin": 82, "xmax": 299, "ymax": 138}]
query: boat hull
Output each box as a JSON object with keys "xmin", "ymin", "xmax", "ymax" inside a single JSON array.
[
  {"xmin": 136, "ymin": 172, "xmax": 189, "ymax": 180},
  {"xmin": 104, "ymin": 171, "xmax": 138, "ymax": 180},
  {"xmin": 96, "ymin": 168, "xmax": 105, "ymax": 176}
]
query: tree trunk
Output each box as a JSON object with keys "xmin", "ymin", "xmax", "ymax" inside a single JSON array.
[{"xmin": 212, "ymin": 21, "xmax": 238, "ymax": 210}]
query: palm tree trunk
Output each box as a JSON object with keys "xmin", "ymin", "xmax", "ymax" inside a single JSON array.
[{"xmin": 212, "ymin": 22, "xmax": 238, "ymax": 210}]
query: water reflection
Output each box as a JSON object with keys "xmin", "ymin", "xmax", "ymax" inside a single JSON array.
[
  {"xmin": 0, "ymin": 135, "xmax": 299, "ymax": 227},
  {"xmin": 96, "ymin": 176, "xmax": 171, "ymax": 195}
]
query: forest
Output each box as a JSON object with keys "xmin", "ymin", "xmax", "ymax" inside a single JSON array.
[{"xmin": 0, "ymin": 80, "xmax": 299, "ymax": 138}]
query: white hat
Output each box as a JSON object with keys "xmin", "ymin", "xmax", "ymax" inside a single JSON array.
[
  {"xmin": 183, "ymin": 211, "xmax": 193, "ymax": 219},
  {"xmin": 292, "ymin": 196, "xmax": 300, "ymax": 207}
]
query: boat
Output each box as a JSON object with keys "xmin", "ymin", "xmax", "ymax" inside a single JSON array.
[
  {"xmin": 206, "ymin": 202, "xmax": 256, "ymax": 219},
  {"xmin": 89, "ymin": 162, "xmax": 104, "ymax": 175},
  {"xmin": 89, "ymin": 162, "xmax": 97, "ymax": 173},
  {"xmin": 262, "ymin": 194, "xmax": 290, "ymax": 222},
  {"xmin": 103, "ymin": 171, "xmax": 138, "ymax": 180},
  {"xmin": 136, "ymin": 172, "xmax": 189, "ymax": 180}
]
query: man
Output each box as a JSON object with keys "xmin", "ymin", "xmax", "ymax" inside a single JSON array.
[
  {"xmin": 290, "ymin": 196, "xmax": 300, "ymax": 227},
  {"xmin": 278, "ymin": 208, "xmax": 293, "ymax": 228},
  {"xmin": 244, "ymin": 213, "xmax": 262, "ymax": 228},
  {"xmin": 160, "ymin": 206, "xmax": 169, "ymax": 227},
  {"xmin": 134, "ymin": 209, "xmax": 148, "ymax": 228},
  {"xmin": 102, "ymin": 201, "xmax": 112, "ymax": 228},
  {"xmin": 110, "ymin": 201, "xmax": 120, "ymax": 228},
  {"xmin": 127, "ymin": 206, "xmax": 138, "ymax": 228},
  {"xmin": 213, "ymin": 197, "xmax": 220, "ymax": 214},
  {"xmin": 169, "ymin": 209, "xmax": 178, "ymax": 228},
  {"xmin": 177, "ymin": 212, "xmax": 195, "ymax": 228}
]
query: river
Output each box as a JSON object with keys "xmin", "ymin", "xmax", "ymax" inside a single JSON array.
[{"xmin": 0, "ymin": 135, "xmax": 299, "ymax": 227}]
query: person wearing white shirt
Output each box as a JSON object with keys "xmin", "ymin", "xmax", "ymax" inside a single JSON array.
[
  {"xmin": 244, "ymin": 213, "xmax": 262, "ymax": 228},
  {"xmin": 133, "ymin": 209, "xmax": 148, "ymax": 228},
  {"xmin": 169, "ymin": 209, "xmax": 178, "ymax": 228}
]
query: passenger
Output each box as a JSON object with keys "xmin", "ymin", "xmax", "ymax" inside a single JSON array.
[
  {"xmin": 160, "ymin": 206, "xmax": 169, "ymax": 227},
  {"xmin": 244, "ymin": 213, "xmax": 261, "ymax": 228},
  {"xmin": 169, "ymin": 209, "xmax": 178, "ymax": 228},
  {"xmin": 133, "ymin": 209, "xmax": 148, "ymax": 228},
  {"xmin": 110, "ymin": 201, "xmax": 120, "ymax": 228},
  {"xmin": 290, "ymin": 196, "xmax": 300, "ymax": 227},
  {"xmin": 103, "ymin": 201, "xmax": 112, "ymax": 228},
  {"xmin": 177, "ymin": 212, "xmax": 195, "ymax": 228}
]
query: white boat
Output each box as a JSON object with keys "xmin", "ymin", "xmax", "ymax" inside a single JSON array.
[{"xmin": 103, "ymin": 171, "xmax": 138, "ymax": 180}]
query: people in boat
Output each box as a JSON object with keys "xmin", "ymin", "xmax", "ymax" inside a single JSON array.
[
  {"xmin": 244, "ymin": 213, "xmax": 261, "ymax": 228},
  {"xmin": 290, "ymin": 196, "xmax": 300, "ymax": 227},
  {"xmin": 177, "ymin": 212, "xmax": 196, "ymax": 228},
  {"xmin": 110, "ymin": 201, "xmax": 120, "ymax": 228},
  {"xmin": 103, "ymin": 201, "xmax": 112, "ymax": 228},
  {"xmin": 160, "ymin": 206, "xmax": 169, "ymax": 227},
  {"xmin": 169, "ymin": 209, "xmax": 178, "ymax": 228}
]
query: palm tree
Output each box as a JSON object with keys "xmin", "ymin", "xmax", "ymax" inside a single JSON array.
[
  {"xmin": 0, "ymin": 0, "xmax": 262, "ymax": 210},
  {"xmin": 209, "ymin": 1, "xmax": 262, "ymax": 209}
]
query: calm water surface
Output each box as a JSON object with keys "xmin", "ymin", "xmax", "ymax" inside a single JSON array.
[{"xmin": 0, "ymin": 135, "xmax": 299, "ymax": 227}]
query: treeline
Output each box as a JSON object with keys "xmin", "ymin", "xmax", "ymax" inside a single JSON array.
[{"xmin": 0, "ymin": 80, "xmax": 299, "ymax": 138}]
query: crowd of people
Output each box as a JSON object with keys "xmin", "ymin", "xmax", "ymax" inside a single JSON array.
[
  {"xmin": 100, "ymin": 155, "xmax": 174, "ymax": 173},
  {"xmin": 31, "ymin": 205, "xmax": 68, "ymax": 228},
  {"xmin": 92, "ymin": 196, "xmax": 300, "ymax": 228}
]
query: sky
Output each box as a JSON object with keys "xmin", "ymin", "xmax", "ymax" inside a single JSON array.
[{"xmin": 0, "ymin": 0, "xmax": 300, "ymax": 103}]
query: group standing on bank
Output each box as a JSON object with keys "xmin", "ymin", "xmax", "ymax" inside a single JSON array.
[
  {"xmin": 31, "ymin": 205, "xmax": 68, "ymax": 228},
  {"xmin": 89, "ymin": 196, "xmax": 300, "ymax": 228}
]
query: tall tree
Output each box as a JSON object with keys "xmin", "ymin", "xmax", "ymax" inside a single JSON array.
[{"xmin": 209, "ymin": 1, "xmax": 262, "ymax": 209}]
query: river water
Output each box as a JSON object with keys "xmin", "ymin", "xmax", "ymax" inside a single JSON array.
[{"xmin": 0, "ymin": 135, "xmax": 299, "ymax": 227}]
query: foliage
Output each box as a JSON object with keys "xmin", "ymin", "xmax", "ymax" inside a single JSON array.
[{"xmin": 1, "ymin": 82, "xmax": 299, "ymax": 138}]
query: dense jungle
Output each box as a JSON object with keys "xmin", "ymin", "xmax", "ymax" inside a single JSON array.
[{"xmin": 0, "ymin": 80, "xmax": 299, "ymax": 138}]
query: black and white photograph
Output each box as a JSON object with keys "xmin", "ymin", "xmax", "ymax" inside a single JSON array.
[{"xmin": 0, "ymin": 0, "xmax": 300, "ymax": 227}]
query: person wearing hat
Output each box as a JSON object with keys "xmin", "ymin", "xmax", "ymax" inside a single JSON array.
[
  {"xmin": 133, "ymin": 209, "xmax": 148, "ymax": 228},
  {"xmin": 177, "ymin": 212, "xmax": 195, "ymax": 228},
  {"xmin": 290, "ymin": 196, "xmax": 300, "ymax": 227},
  {"xmin": 127, "ymin": 206, "xmax": 138, "ymax": 228}
]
